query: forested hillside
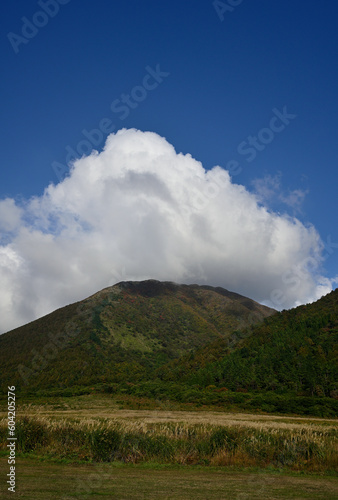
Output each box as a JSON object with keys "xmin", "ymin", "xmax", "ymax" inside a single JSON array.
[
  {"xmin": 0, "ymin": 280, "xmax": 274, "ymax": 392},
  {"xmin": 156, "ymin": 289, "xmax": 338, "ymax": 398}
]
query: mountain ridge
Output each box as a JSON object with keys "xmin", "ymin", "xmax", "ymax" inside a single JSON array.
[{"xmin": 0, "ymin": 280, "xmax": 275, "ymax": 393}]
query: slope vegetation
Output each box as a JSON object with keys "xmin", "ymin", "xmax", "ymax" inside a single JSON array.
[
  {"xmin": 0, "ymin": 280, "xmax": 275, "ymax": 392},
  {"xmin": 179, "ymin": 289, "xmax": 338, "ymax": 397}
]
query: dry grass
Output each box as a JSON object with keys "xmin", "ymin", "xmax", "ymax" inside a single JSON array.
[
  {"xmin": 1, "ymin": 414, "xmax": 337, "ymax": 472},
  {"xmin": 1, "ymin": 395, "xmax": 336, "ymax": 473},
  {"xmin": 1, "ymin": 393, "xmax": 336, "ymax": 431}
]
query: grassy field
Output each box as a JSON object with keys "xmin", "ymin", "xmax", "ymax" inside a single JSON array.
[
  {"xmin": 1, "ymin": 393, "xmax": 337, "ymax": 426},
  {"xmin": 0, "ymin": 394, "xmax": 337, "ymax": 498},
  {"xmin": 1, "ymin": 457, "xmax": 338, "ymax": 499}
]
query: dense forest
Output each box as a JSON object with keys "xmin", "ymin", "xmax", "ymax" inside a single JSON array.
[
  {"xmin": 0, "ymin": 282, "xmax": 337, "ymax": 417},
  {"xmin": 157, "ymin": 290, "xmax": 338, "ymax": 398}
]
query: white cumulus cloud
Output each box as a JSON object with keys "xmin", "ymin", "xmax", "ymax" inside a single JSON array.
[{"xmin": 0, "ymin": 129, "xmax": 334, "ymax": 333}]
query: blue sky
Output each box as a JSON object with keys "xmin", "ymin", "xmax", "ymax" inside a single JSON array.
[{"xmin": 0, "ymin": 0, "xmax": 337, "ymax": 331}]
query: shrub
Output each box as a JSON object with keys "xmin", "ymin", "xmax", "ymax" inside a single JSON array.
[
  {"xmin": 16, "ymin": 416, "xmax": 49, "ymax": 452},
  {"xmin": 90, "ymin": 428, "xmax": 121, "ymax": 461},
  {"xmin": 209, "ymin": 427, "xmax": 238, "ymax": 454}
]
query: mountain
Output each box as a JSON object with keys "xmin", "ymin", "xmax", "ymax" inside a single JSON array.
[
  {"xmin": 0, "ymin": 280, "xmax": 275, "ymax": 393},
  {"xmin": 157, "ymin": 289, "xmax": 338, "ymax": 399}
]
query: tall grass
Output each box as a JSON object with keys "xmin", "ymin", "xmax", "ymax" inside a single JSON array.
[{"xmin": 1, "ymin": 416, "xmax": 337, "ymax": 471}]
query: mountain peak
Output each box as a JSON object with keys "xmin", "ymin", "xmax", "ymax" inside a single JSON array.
[
  {"xmin": 114, "ymin": 279, "xmax": 179, "ymax": 297},
  {"xmin": 0, "ymin": 280, "xmax": 275, "ymax": 392}
]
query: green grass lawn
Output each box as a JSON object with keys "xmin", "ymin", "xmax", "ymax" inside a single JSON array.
[{"xmin": 1, "ymin": 457, "xmax": 338, "ymax": 499}]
